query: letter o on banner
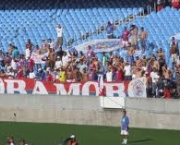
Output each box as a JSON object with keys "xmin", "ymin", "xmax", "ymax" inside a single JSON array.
[
  {"xmin": 82, "ymin": 82, "xmax": 99, "ymax": 96},
  {"xmin": 0, "ymin": 78, "xmax": 5, "ymax": 94}
]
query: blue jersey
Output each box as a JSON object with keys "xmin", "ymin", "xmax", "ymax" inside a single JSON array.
[{"xmin": 121, "ymin": 115, "xmax": 129, "ymax": 130}]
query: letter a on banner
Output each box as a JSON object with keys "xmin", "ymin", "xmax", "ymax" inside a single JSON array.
[
  {"xmin": 0, "ymin": 78, "xmax": 5, "ymax": 94},
  {"xmin": 32, "ymin": 81, "xmax": 48, "ymax": 95}
]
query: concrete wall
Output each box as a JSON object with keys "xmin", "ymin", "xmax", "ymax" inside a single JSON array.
[{"xmin": 0, "ymin": 94, "xmax": 180, "ymax": 130}]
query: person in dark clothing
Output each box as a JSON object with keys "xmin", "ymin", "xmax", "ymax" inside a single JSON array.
[{"xmin": 56, "ymin": 46, "xmax": 64, "ymax": 59}]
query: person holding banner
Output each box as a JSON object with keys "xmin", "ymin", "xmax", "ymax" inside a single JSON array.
[{"xmin": 120, "ymin": 109, "xmax": 129, "ymax": 145}]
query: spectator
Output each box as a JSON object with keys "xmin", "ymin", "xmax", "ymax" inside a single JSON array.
[
  {"xmin": 48, "ymin": 48, "xmax": 55, "ymax": 70},
  {"xmin": 152, "ymin": 56, "xmax": 160, "ymax": 72},
  {"xmin": 124, "ymin": 61, "xmax": 132, "ymax": 81},
  {"xmin": 0, "ymin": 69, "xmax": 7, "ymax": 78},
  {"xmin": 79, "ymin": 51, "xmax": 85, "ymax": 62},
  {"xmin": 12, "ymin": 47, "xmax": 20, "ymax": 60},
  {"xmin": 170, "ymin": 41, "xmax": 179, "ymax": 62},
  {"xmin": 11, "ymin": 58, "xmax": 18, "ymax": 73},
  {"xmin": 150, "ymin": 68, "xmax": 160, "ymax": 97},
  {"xmin": 59, "ymin": 67, "xmax": 66, "ymax": 83},
  {"xmin": 34, "ymin": 45, "xmax": 41, "ymax": 71},
  {"xmin": 157, "ymin": 0, "xmax": 164, "ymax": 11},
  {"xmin": 26, "ymin": 57, "xmax": 34, "ymax": 72},
  {"xmin": 25, "ymin": 45, "xmax": 31, "ymax": 60},
  {"xmin": 157, "ymin": 48, "xmax": 165, "ymax": 59},
  {"xmin": 146, "ymin": 72, "xmax": 152, "ymax": 97},
  {"xmin": 130, "ymin": 24, "xmax": 138, "ymax": 49},
  {"xmin": 62, "ymin": 51, "xmax": 69, "ymax": 67},
  {"xmin": 55, "ymin": 24, "xmax": 63, "ymax": 48},
  {"xmin": 139, "ymin": 27, "xmax": 148, "ymax": 52},
  {"xmin": 16, "ymin": 66, "xmax": 24, "ymax": 79},
  {"xmin": 46, "ymin": 69, "xmax": 53, "ymax": 82},
  {"xmin": 106, "ymin": 21, "xmax": 115, "ymax": 39},
  {"xmin": 29, "ymin": 69, "xmax": 36, "ymax": 79},
  {"xmin": 82, "ymin": 68, "xmax": 89, "ymax": 81},
  {"xmin": 170, "ymin": 37, "xmax": 177, "ymax": 47},
  {"xmin": 121, "ymin": 27, "xmax": 131, "ymax": 48},
  {"xmin": 26, "ymin": 39, "xmax": 33, "ymax": 50},
  {"xmin": 0, "ymin": 48, "xmax": 5, "ymax": 68},
  {"xmin": 114, "ymin": 65, "xmax": 124, "ymax": 82},
  {"xmin": 7, "ymin": 43, "xmax": 14, "ymax": 56},
  {"xmin": 106, "ymin": 66, "xmax": 113, "ymax": 82},
  {"xmin": 127, "ymin": 43, "xmax": 135, "ymax": 64},
  {"xmin": 36, "ymin": 68, "xmax": 46, "ymax": 80},
  {"xmin": 55, "ymin": 56, "xmax": 63, "ymax": 70},
  {"xmin": 86, "ymin": 45, "xmax": 95, "ymax": 65},
  {"xmin": 56, "ymin": 46, "xmax": 64, "ymax": 59},
  {"xmin": 78, "ymin": 60, "xmax": 87, "ymax": 74},
  {"xmin": 175, "ymin": 66, "xmax": 180, "ymax": 98},
  {"xmin": 68, "ymin": 46, "xmax": 78, "ymax": 58},
  {"xmin": 48, "ymin": 38, "xmax": 55, "ymax": 49}
]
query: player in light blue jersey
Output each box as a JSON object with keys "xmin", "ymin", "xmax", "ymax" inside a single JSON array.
[{"xmin": 121, "ymin": 109, "xmax": 129, "ymax": 144}]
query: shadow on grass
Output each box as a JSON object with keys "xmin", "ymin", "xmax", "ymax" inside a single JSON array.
[{"xmin": 129, "ymin": 139, "xmax": 153, "ymax": 144}]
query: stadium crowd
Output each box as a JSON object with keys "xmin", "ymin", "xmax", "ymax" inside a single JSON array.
[{"xmin": 0, "ymin": 23, "xmax": 180, "ymax": 99}]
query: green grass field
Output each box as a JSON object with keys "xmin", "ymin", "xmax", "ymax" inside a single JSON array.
[{"xmin": 0, "ymin": 122, "xmax": 179, "ymax": 145}]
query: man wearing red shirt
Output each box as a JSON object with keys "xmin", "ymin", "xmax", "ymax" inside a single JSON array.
[
  {"xmin": 121, "ymin": 27, "xmax": 131, "ymax": 48},
  {"xmin": 46, "ymin": 70, "xmax": 53, "ymax": 82}
]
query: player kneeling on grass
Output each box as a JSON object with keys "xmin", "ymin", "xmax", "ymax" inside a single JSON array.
[{"xmin": 121, "ymin": 109, "xmax": 129, "ymax": 145}]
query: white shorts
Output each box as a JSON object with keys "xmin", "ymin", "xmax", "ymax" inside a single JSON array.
[
  {"xmin": 122, "ymin": 40, "xmax": 129, "ymax": 47},
  {"xmin": 121, "ymin": 130, "xmax": 129, "ymax": 135}
]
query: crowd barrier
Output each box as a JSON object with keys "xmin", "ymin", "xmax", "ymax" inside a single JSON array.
[{"xmin": 0, "ymin": 94, "xmax": 179, "ymax": 130}]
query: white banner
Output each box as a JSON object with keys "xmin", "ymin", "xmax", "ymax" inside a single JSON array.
[
  {"xmin": 75, "ymin": 39, "xmax": 123, "ymax": 53},
  {"xmin": 128, "ymin": 77, "xmax": 147, "ymax": 98}
]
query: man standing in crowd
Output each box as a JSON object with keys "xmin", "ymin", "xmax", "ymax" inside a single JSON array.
[
  {"xmin": 106, "ymin": 21, "xmax": 115, "ymax": 39},
  {"xmin": 55, "ymin": 24, "xmax": 63, "ymax": 49},
  {"xmin": 130, "ymin": 24, "xmax": 138, "ymax": 49},
  {"xmin": 139, "ymin": 27, "xmax": 148, "ymax": 52},
  {"xmin": 121, "ymin": 27, "xmax": 131, "ymax": 48},
  {"xmin": 121, "ymin": 109, "xmax": 129, "ymax": 145},
  {"xmin": 175, "ymin": 66, "xmax": 180, "ymax": 98}
]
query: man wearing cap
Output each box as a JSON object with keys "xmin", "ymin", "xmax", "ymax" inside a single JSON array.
[{"xmin": 120, "ymin": 109, "xmax": 129, "ymax": 145}]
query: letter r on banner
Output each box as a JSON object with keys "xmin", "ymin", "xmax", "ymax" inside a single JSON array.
[{"xmin": 4, "ymin": 79, "xmax": 27, "ymax": 94}]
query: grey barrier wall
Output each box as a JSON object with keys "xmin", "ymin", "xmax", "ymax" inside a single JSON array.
[{"xmin": 0, "ymin": 94, "xmax": 180, "ymax": 130}]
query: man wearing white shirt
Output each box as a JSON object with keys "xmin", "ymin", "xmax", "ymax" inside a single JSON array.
[
  {"xmin": 29, "ymin": 70, "xmax": 36, "ymax": 79},
  {"xmin": 56, "ymin": 24, "xmax": 63, "ymax": 48},
  {"xmin": 124, "ymin": 61, "xmax": 132, "ymax": 80},
  {"xmin": 25, "ymin": 47, "xmax": 31, "ymax": 60},
  {"xmin": 11, "ymin": 59, "xmax": 17, "ymax": 71},
  {"xmin": 150, "ymin": 68, "xmax": 159, "ymax": 98},
  {"xmin": 48, "ymin": 38, "xmax": 55, "ymax": 49},
  {"xmin": 55, "ymin": 56, "xmax": 63, "ymax": 70},
  {"xmin": 106, "ymin": 68, "xmax": 113, "ymax": 82},
  {"xmin": 62, "ymin": 51, "xmax": 69, "ymax": 67}
]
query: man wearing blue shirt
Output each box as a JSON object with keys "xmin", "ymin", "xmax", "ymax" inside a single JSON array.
[{"xmin": 121, "ymin": 109, "xmax": 129, "ymax": 145}]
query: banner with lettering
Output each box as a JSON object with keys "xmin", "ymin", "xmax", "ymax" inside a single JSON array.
[{"xmin": 0, "ymin": 77, "xmax": 147, "ymax": 97}]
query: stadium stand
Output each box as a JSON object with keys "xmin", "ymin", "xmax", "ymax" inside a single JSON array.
[
  {"xmin": 0, "ymin": 0, "xmax": 145, "ymax": 52},
  {"xmin": 0, "ymin": 0, "xmax": 180, "ymax": 99}
]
